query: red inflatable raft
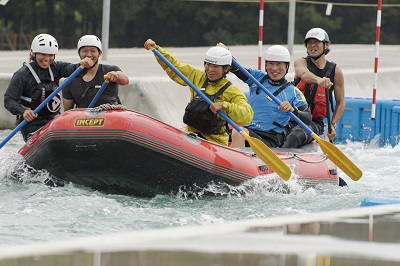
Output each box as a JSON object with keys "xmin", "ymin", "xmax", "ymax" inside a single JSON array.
[{"xmin": 18, "ymin": 108, "xmax": 339, "ymax": 196}]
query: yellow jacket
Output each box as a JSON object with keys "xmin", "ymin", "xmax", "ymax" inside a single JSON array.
[{"xmin": 155, "ymin": 46, "xmax": 253, "ymax": 146}]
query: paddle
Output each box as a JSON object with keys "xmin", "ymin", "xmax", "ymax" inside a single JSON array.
[
  {"xmin": 88, "ymin": 81, "xmax": 108, "ymax": 108},
  {"xmin": 325, "ymin": 88, "xmax": 348, "ymax": 186},
  {"xmin": 0, "ymin": 66, "xmax": 84, "ymax": 149},
  {"xmin": 326, "ymin": 88, "xmax": 333, "ymax": 138},
  {"xmin": 151, "ymin": 48, "xmax": 291, "ymax": 181},
  {"xmin": 232, "ymin": 58, "xmax": 362, "ymax": 181}
]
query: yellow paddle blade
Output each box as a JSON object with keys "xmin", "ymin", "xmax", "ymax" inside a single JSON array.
[
  {"xmin": 312, "ymin": 134, "xmax": 363, "ymax": 181},
  {"xmin": 241, "ymin": 132, "xmax": 291, "ymax": 181}
]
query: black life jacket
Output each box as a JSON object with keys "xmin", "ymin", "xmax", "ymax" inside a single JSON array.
[
  {"xmin": 183, "ymin": 79, "xmax": 231, "ymax": 135},
  {"xmin": 76, "ymin": 65, "xmax": 121, "ymax": 108},
  {"xmin": 293, "ymin": 58, "xmax": 336, "ymax": 121},
  {"xmin": 20, "ymin": 63, "xmax": 61, "ymax": 118},
  {"xmin": 76, "ymin": 85, "xmax": 121, "ymax": 108}
]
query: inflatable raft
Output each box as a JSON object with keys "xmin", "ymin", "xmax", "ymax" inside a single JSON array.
[{"xmin": 18, "ymin": 107, "xmax": 340, "ymax": 196}]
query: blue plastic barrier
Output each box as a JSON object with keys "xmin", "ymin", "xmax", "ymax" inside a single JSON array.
[
  {"xmin": 335, "ymin": 97, "xmax": 380, "ymax": 144},
  {"xmin": 335, "ymin": 97, "xmax": 400, "ymax": 146},
  {"xmin": 361, "ymin": 196, "xmax": 400, "ymax": 207},
  {"xmin": 390, "ymin": 106, "xmax": 400, "ymax": 146}
]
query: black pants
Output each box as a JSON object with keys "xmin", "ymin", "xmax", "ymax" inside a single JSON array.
[
  {"xmin": 281, "ymin": 120, "xmax": 324, "ymax": 148},
  {"xmin": 247, "ymin": 128, "xmax": 286, "ymax": 148},
  {"xmin": 20, "ymin": 117, "xmax": 53, "ymax": 142}
]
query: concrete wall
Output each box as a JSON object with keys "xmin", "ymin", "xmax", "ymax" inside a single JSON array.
[{"xmin": 0, "ymin": 75, "xmax": 14, "ymax": 129}]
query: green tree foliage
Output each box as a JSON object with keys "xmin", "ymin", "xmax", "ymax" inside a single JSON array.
[{"xmin": 0, "ymin": 0, "xmax": 398, "ymax": 49}]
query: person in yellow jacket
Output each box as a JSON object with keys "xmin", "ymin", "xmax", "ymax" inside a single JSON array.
[{"xmin": 144, "ymin": 39, "xmax": 253, "ymax": 146}]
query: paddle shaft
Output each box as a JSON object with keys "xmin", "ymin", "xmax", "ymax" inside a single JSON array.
[
  {"xmin": 88, "ymin": 81, "xmax": 108, "ymax": 108},
  {"xmin": 152, "ymin": 49, "xmax": 243, "ymax": 134},
  {"xmin": 325, "ymin": 87, "xmax": 334, "ymax": 143},
  {"xmin": 0, "ymin": 66, "xmax": 84, "ymax": 149},
  {"xmin": 232, "ymin": 58, "xmax": 313, "ymax": 135}
]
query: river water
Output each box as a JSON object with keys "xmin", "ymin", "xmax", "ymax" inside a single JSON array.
[{"xmin": 0, "ymin": 128, "xmax": 399, "ymax": 247}]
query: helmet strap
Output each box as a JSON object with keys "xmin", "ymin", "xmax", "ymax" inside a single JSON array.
[
  {"xmin": 264, "ymin": 62, "xmax": 289, "ymax": 80},
  {"xmin": 204, "ymin": 65, "xmax": 228, "ymax": 81},
  {"xmin": 90, "ymin": 59, "xmax": 99, "ymax": 69},
  {"xmin": 307, "ymin": 42, "xmax": 329, "ymax": 60},
  {"xmin": 223, "ymin": 65, "xmax": 230, "ymax": 76},
  {"xmin": 308, "ymin": 53, "xmax": 323, "ymax": 60},
  {"xmin": 266, "ymin": 76, "xmax": 287, "ymax": 86}
]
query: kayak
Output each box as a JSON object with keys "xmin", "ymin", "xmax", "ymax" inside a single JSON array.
[{"xmin": 18, "ymin": 106, "xmax": 340, "ymax": 197}]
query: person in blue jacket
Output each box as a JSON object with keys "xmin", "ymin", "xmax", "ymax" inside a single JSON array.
[{"xmin": 222, "ymin": 44, "xmax": 311, "ymax": 148}]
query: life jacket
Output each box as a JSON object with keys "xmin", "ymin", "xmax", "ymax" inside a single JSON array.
[
  {"xmin": 256, "ymin": 75, "xmax": 292, "ymax": 130},
  {"xmin": 183, "ymin": 80, "xmax": 231, "ymax": 135},
  {"xmin": 76, "ymin": 85, "xmax": 121, "ymax": 108},
  {"xmin": 20, "ymin": 63, "xmax": 61, "ymax": 118},
  {"xmin": 293, "ymin": 59, "xmax": 336, "ymax": 121},
  {"xmin": 75, "ymin": 65, "xmax": 121, "ymax": 108}
]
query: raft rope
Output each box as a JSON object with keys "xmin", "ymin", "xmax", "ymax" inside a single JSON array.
[
  {"xmin": 89, "ymin": 104, "xmax": 127, "ymax": 112},
  {"xmin": 277, "ymin": 153, "xmax": 328, "ymax": 163},
  {"xmin": 250, "ymin": 149, "xmax": 327, "ymax": 164}
]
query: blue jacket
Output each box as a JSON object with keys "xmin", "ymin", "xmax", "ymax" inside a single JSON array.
[{"xmin": 245, "ymin": 68, "xmax": 307, "ymax": 133}]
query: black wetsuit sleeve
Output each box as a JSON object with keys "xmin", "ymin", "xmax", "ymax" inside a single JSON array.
[
  {"xmin": 295, "ymin": 105, "xmax": 312, "ymax": 125},
  {"xmin": 230, "ymin": 63, "xmax": 249, "ymax": 82},
  {"xmin": 4, "ymin": 69, "xmax": 28, "ymax": 115},
  {"xmin": 52, "ymin": 61, "xmax": 89, "ymax": 81}
]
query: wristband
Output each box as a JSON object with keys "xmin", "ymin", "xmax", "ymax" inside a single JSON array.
[{"xmin": 292, "ymin": 106, "xmax": 299, "ymax": 116}]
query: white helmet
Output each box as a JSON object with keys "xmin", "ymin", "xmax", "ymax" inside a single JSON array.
[
  {"xmin": 77, "ymin": 35, "xmax": 102, "ymax": 51},
  {"xmin": 304, "ymin": 28, "xmax": 330, "ymax": 43},
  {"xmin": 204, "ymin": 46, "xmax": 232, "ymax": 66},
  {"xmin": 265, "ymin": 45, "xmax": 290, "ymax": 62},
  {"xmin": 31, "ymin": 34, "xmax": 58, "ymax": 55}
]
